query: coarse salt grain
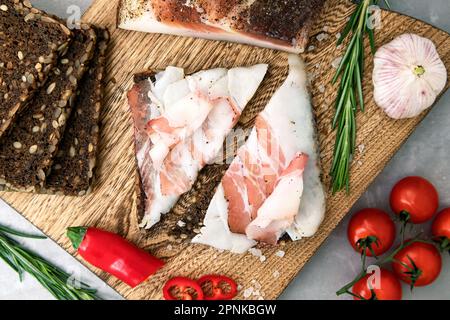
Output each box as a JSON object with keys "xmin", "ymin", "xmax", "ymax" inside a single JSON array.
[
  {"xmin": 259, "ymin": 255, "xmax": 266, "ymax": 262},
  {"xmin": 177, "ymin": 220, "xmax": 186, "ymax": 227},
  {"xmin": 248, "ymin": 248, "xmax": 262, "ymax": 257},
  {"xmin": 332, "ymin": 56, "xmax": 343, "ymax": 69},
  {"xmin": 243, "ymin": 287, "xmax": 254, "ymax": 298},
  {"xmin": 358, "ymin": 144, "xmax": 365, "ymax": 154},
  {"xmin": 273, "ymin": 271, "xmax": 280, "ymax": 278},
  {"xmin": 318, "ymin": 84, "xmax": 325, "ymax": 93},
  {"xmin": 275, "ymin": 250, "xmax": 285, "ymax": 258},
  {"xmin": 316, "ymin": 33, "xmax": 329, "ymax": 42}
]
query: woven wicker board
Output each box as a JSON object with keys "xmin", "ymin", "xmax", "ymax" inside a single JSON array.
[{"xmin": 1, "ymin": 0, "xmax": 449, "ymax": 300}]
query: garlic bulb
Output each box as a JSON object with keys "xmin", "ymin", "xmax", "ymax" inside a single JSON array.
[{"xmin": 373, "ymin": 33, "xmax": 447, "ymax": 119}]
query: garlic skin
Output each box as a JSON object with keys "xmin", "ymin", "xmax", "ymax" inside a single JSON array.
[{"xmin": 373, "ymin": 33, "xmax": 447, "ymax": 119}]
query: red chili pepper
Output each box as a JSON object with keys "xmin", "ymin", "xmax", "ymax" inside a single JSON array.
[
  {"xmin": 197, "ymin": 275, "xmax": 238, "ymax": 300},
  {"xmin": 67, "ymin": 227, "xmax": 164, "ymax": 288},
  {"xmin": 163, "ymin": 277, "xmax": 204, "ymax": 300}
]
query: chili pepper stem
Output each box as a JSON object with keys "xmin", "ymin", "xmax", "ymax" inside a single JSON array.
[{"xmin": 67, "ymin": 227, "xmax": 88, "ymax": 250}]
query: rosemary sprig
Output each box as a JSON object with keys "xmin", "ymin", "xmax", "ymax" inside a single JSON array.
[
  {"xmin": 330, "ymin": 0, "xmax": 390, "ymax": 193},
  {"xmin": 0, "ymin": 224, "xmax": 100, "ymax": 300}
]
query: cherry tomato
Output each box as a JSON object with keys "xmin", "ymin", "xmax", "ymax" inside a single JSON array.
[
  {"xmin": 392, "ymin": 241, "xmax": 442, "ymax": 287},
  {"xmin": 347, "ymin": 208, "xmax": 396, "ymax": 257},
  {"xmin": 432, "ymin": 208, "xmax": 450, "ymax": 253},
  {"xmin": 390, "ymin": 176, "xmax": 439, "ymax": 224},
  {"xmin": 352, "ymin": 268, "xmax": 402, "ymax": 300}
]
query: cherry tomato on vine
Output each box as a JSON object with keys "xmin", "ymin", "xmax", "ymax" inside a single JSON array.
[
  {"xmin": 390, "ymin": 176, "xmax": 439, "ymax": 224},
  {"xmin": 347, "ymin": 208, "xmax": 396, "ymax": 257},
  {"xmin": 352, "ymin": 268, "xmax": 402, "ymax": 300},
  {"xmin": 432, "ymin": 208, "xmax": 450, "ymax": 253},
  {"xmin": 392, "ymin": 241, "xmax": 442, "ymax": 288}
]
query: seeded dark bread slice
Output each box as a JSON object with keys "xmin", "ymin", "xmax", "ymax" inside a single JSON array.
[
  {"xmin": 0, "ymin": 25, "xmax": 97, "ymax": 192},
  {"xmin": 0, "ymin": 0, "xmax": 72, "ymax": 137},
  {"xmin": 44, "ymin": 27, "xmax": 110, "ymax": 196}
]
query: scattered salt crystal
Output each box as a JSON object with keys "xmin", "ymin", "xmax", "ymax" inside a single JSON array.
[
  {"xmin": 237, "ymin": 284, "xmax": 243, "ymax": 291},
  {"xmin": 337, "ymin": 44, "xmax": 343, "ymax": 50},
  {"xmin": 253, "ymin": 281, "xmax": 262, "ymax": 290},
  {"xmin": 358, "ymin": 144, "xmax": 365, "ymax": 154},
  {"xmin": 323, "ymin": 26, "xmax": 329, "ymax": 32},
  {"xmin": 177, "ymin": 220, "xmax": 186, "ymax": 227},
  {"xmin": 308, "ymin": 72, "xmax": 317, "ymax": 83},
  {"xmin": 259, "ymin": 255, "xmax": 266, "ymax": 262},
  {"xmin": 167, "ymin": 244, "xmax": 173, "ymax": 250},
  {"xmin": 308, "ymin": 45, "xmax": 315, "ymax": 52},
  {"xmin": 275, "ymin": 250, "xmax": 285, "ymax": 258},
  {"xmin": 318, "ymin": 85, "xmax": 325, "ymax": 93},
  {"xmin": 243, "ymin": 287, "xmax": 254, "ymax": 298},
  {"xmin": 316, "ymin": 33, "xmax": 329, "ymax": 42},
  {"xmin": 248, "ymin": 248, "xmax": 262, "ymax": 258},
  {"xmin": 273, "ymin": 271, "xmax": 280, "ymax": 278},
  {"xmin": 357, "ymin": 160, "xmax": 363, "ymax": 166},
  {"xmin": 331, "ymin": 56, "xmax": 343, "ymax": 69},
  {"xmin": 336, "ymin": 32, "xmax": 342, "ymax": 39}
]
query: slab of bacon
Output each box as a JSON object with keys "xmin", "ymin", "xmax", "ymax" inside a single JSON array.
[
  {"xmin": 118, "ymin": 0, "xmax": 326, "ymax": 53},
  {"xmin": 192, "ymin": 55, "xmax": 326, "ymax": 253},
  {"xmin": 128, "ymin": 64, "xmax": 268, "ymax": 229}
]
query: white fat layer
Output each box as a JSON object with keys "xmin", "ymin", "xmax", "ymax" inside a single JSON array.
[
  {"xmin": 251, "ymin": 174, "xmax": 304, "ymax": 229},
  {"xmin": 139, "ymin": 171, "xmax": 179, "ymax": 229},
  {"xmin": 228, "ymin": 64, "xmax": 269, "ymax": 111},
  {"xmin": 192, "ymin": 184, "xmax": 256, "ymax": 253},
  {"xmin": 152, "ymin": 67, "xmax": 185, "ymax": 103},
  {"xmin": 263, "ymin": 55, "xmax": 325, "ymax": 239},
  {"xmin": 139, "ymin": 64, "xmax": 267, "ymax": 229},
  {"xmin": 194, "ymin": 55, "xmax": 325, "ymax": 252},
  {"xmin": 119, "ymin": 13, "xmax": 302, "ymax": 54}
]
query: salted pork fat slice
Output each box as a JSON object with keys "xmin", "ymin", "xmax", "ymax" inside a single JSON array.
[
  {"xmin": 192, "ymin": 55, "xmax": 326, "ymax": 253},
  {"xmin": 118, "ymin": 0, "xmax": 326, "ymax": 53},
  {"xmin": 129, "ymin": 64, "xmax": 268, "ymax": 229}
]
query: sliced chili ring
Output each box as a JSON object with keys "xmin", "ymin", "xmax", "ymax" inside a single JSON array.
[
  {"xmin": 163, "ymin": 277, "xmax": 204, "ymax": 300},
  {"xmin": 197, "ymin": 275, "xmax": 238, "ymax": 300}
]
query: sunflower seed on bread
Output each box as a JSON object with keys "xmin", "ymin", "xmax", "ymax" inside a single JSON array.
[
  {"xmin": 0, "ymin": 26, "xmax": 97, "ymax": 192},
  {"xmin": 0, "ymin": 0, "xmax": 71, "ymax": 137},
  {"xmin": 44, "ymin": 27, "xmax": 110, "ymax": 196}
]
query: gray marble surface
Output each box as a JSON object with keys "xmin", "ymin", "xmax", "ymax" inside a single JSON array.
[{"xmin": 0, "ymin": 0, "xmax": 448, "ymax": 300}]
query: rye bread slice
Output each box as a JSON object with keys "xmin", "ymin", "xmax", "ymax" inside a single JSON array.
[
  {"xmin": 0, "ymin": 0, "xmax": 72, "ymax": 137},
  {"xmin": 0, "ymin": 25, "xmax": 97, "ymax": 192},
  {"xmin": 44, "ymin": 27, "xmax": 110, "ymax": 196}
]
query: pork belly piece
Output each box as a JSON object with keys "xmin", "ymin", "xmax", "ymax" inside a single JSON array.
[
  {"xmin": 192, "ymin": 55, "xmax": 326, "ymax": 253},
  {"xmin": 118, "ymin": 0, "xmax": 326, "ymax": 53},
  {"xmin": 129, "ymin": 64, "xmax": 268, "ymax": 229}
]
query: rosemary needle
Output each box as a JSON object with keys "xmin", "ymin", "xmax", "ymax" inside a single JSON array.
[
  {"xmin": 330, "ymin": 0, "xmax": 391, "ymax": 193},
  {"xmin": 0, "ymin": 224, "xmax": 100, "ymax": 300}
]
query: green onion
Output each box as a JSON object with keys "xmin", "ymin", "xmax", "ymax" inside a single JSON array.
[{"xmin": 0, "ymin": 224, "xmax": 100, "ymax": 300}]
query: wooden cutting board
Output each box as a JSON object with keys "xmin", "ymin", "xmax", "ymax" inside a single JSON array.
[{"xmin": 1, "ymin": 0, "xmax": 449, "ymax": 300}]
